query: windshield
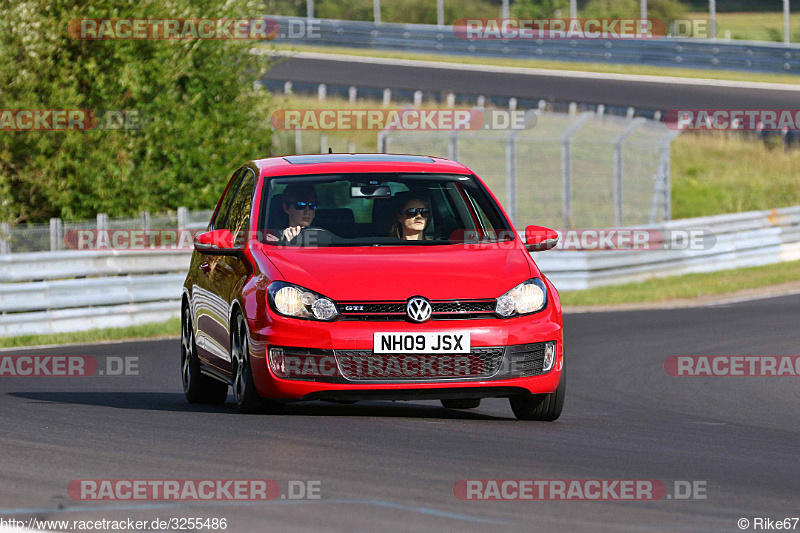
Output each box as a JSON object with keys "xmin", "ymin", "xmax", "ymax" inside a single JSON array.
[{"xmin": 258, "ymin": 173, "xmax": 514, "ymax": 247}]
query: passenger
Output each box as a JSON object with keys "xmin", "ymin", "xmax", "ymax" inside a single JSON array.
[
  {"xmin": 280, "ymin": 183, "xmax": 317, "ymax": 242},
  {"xmin": 390, "ymin": 195, "xmax": 430, "ymax": 240}
]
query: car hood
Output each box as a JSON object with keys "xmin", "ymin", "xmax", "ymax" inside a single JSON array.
[{"xmin": 258, "ymin": 244, "xmax": 535, "ymax": 301}]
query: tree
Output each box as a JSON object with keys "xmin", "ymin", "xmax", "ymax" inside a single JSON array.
[{"xmin": 0, "ymin": 0, "xmax": 275, "ymax": 223}]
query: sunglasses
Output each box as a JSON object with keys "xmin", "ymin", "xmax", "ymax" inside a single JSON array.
[
  {"xmin": 291, "ymin": 201, "xmax": 317, "ymax": 211},
  {"xmin": 404, "ymin": 208, "xmax": 430, "ymax": 219}
]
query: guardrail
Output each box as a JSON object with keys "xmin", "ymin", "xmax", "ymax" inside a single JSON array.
[
  {"xmin": 0, "ymin": 250, "xmax": 190, "ymax": 336},
  {"xmin": 270, "ymin": 17, "xmax": 800, "ymax": 74},
  {"xmin": 1, "ymin": 206, "xmax": 799, "ymax": 336},
  {"xmin": 535, "ymin": 206, "xmax": 800, "ymax": 290}
]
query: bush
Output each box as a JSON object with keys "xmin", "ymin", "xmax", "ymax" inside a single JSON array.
[{"xmin": 0, "ymin": 0, "xmax": 275, "ymax": 223}]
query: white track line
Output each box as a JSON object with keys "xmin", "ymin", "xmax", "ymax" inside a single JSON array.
[{"xmin": 274, "ymin": 50, "xmax": 800, "ymax": 91}]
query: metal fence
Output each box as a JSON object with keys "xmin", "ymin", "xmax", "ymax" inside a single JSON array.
[
  {"xmin": 0, "ymin": 208, "xmax": 214, "ymax": 254},
  {"xmin": 379, "ymin": 110, "xmax": 680, "ymax": 229},
  {"xmin": 269, "ymin": 17, "xmax": 800, "ymax": 74}
]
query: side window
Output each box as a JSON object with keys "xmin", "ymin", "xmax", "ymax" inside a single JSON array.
[
  {"xmin": 224, "ymin": 169, "xmax": 256, "ymax": 245},
  {"xmin": 461, "ymin": 184, "xmax": 512, "ymax": 240},
  {"xmin": 212, "ymin": 168, "xmax": 245, "ymax": 230}
]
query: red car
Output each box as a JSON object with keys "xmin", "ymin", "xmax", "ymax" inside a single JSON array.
[{"xmin": 181, "ymin": 154, "xmax": 564, "ymax": 420}]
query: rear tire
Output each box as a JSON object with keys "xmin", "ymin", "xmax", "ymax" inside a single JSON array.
[
  {"xmin": 441, "ymin": 398, "xmax": 481, "ymax": 409},
  {"xmin": 509, "ymin": 366, "xmax": 565, "ymax": 421},
  {"xmin": 181, "ymin": 306, "xmax": 228, "ymax": 405},
  {"xmin": 231, "ymin": 312, "xmax": 283, "ymax": 414}
]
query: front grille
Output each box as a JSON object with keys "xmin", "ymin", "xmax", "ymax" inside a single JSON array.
[
  {"xmin": 433, "ymin": 301, "xmax": 495, "ymax": 313},
  {"xmin": 339, "ymin": 299, "xmax": 496, "ymax": 321},
  {"xmin": 334, "ymin": 347, "xmax": 504, "ymax": 381},
  {"xmin": 272, "ymin": 343, "xmax": 553, "ymax": 382},
  {"xmin": 343, "ymin": 303, "xmax": 406, "ymax": 314},
  {"xmin": 507, "ymin": 342, "xmax": 546, "ymax": 377}
]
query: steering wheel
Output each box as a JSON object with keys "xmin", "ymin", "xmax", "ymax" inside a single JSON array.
[{"xmin": 287, "ymin": 226, "xmax": 334, "ymax": 246}]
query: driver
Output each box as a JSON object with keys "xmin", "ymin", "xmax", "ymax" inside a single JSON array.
[{"xmin": 280, "ymin": 183, "xmax": 317, "ymax": 242}]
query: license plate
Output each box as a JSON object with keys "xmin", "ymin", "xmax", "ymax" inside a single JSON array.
[{"xmin": 373, "ymin": 332, "xmax": 470, "ymax": 354}]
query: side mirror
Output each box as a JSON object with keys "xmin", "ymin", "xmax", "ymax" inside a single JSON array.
[
  {"xmin": 194, "ymin": 229, "xmax": 240, "ymax": 256},
  {"xmin": 524, "ymin": 225, "xmax": 558, "ymax": 252}
]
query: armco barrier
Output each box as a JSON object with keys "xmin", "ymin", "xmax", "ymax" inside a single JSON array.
[
  {"xmin": 534, "ymin": 206, "xmax": 800, "ymax": 290},
  {"xmin": 269, "ymin": 17, "xmax": 800, "ymax": 74},
  {"xmin": 0, "ymin": 250, "xmax": 190, "ymax": 336},
  {"xmin": 1, "ymin": 206, "xmax": 799, "ymax": 336}
]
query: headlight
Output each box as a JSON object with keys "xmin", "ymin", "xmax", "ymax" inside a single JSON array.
[
  {"xmin": 495, "ymin": 278, "xmax": 547, "ymax": 318},
  {"xmin": 267, "ymin": 281, "xmax": 339, "ymax": 321}
]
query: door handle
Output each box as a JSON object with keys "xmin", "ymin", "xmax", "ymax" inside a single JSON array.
[{"xmin": 199, "ymin": 262, "xmax": 211, "ymax": 273}]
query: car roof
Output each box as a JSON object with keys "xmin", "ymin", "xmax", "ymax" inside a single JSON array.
[{"xmin": 252, "ymin": 153, "xmax": 472, "ymax": 178}]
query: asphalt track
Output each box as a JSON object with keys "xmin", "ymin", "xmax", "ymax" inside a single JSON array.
[
  {"xmin": 2, "ymin": 294, "xmax": 799, "ymax": 532},
  {"xmin": 264, "ymin": 53, "xmax": 800, "ymax": 111}
]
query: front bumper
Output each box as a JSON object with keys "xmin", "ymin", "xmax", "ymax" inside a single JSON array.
[{"xmin": 247, "ymin": 310, "xmax": 563, "ymax": 400}]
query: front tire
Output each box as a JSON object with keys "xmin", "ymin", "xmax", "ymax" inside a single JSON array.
[
  {"xmin": 231, "ymin": 312, "xmax": 283, "ymax": 414},
  {"xmin": 181, "ymin": 306, "xmax": 228, "ymax": 404},
  {"xmin": 509, "ymin": 366, "xmax": 565, "ymax": 421}
]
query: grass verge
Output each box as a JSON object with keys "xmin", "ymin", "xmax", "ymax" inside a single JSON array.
[
  {"xmin": 559, "ymin": 260, "xmax": 800, "ymax": 306},
  {"xmin": 708, "ymin": 11, "xmax": 800, "ymax": 43},
  {"xmin": 671, "ymin": 132, "xmax": 800, "ymax": 218},
  {"xmin": 0, "ymin": 317, "xmax": 180, "ymax": 349},
  {"xmin": 271, "ymin": 44, "xmax": 800, "ymax": 86}
]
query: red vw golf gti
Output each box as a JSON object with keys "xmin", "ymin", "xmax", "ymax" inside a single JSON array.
[{"xmin": 182, "ymin": 154, "xmax": 564, "ymax": 420}]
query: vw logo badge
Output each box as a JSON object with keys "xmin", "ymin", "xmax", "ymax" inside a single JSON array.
[{"xmin": 406, "ymin": 297, "xmax": 432, "ymax": 323}]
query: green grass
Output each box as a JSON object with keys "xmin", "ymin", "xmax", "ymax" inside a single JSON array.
[
  {"xmin": 271, "ymin": 43, "xmax": 800, "ymax": 86},
  {"xmin": 560, "ymin": 260, "xmax": 800, "ymax": 305},
  {"xmin": 671, "ymin": 132, "xmax": 800, "ymax": 218},
  {"xmin": 0, "ymin": 318, "xmax": 180, "ymax": 349},
  {"xmin": 709, "ymin": 11, "xmax": 800, "ymax": 42}
]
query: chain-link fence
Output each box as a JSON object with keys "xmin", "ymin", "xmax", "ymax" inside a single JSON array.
[
  {"xmin": 0, "ymin": 208, "xmax": 214, "ymax": 254},
  {"xmin": 379, "ymin": 110, "xmax": 680, "ymax": 229}
]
